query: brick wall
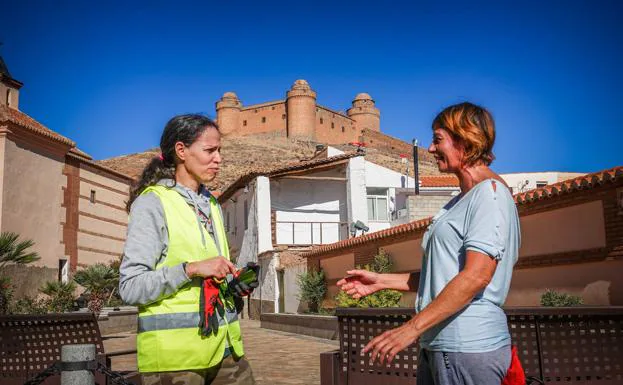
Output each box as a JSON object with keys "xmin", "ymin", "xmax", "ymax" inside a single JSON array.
[
  {"xmin": 516, "ymin": 183, "xmax": 623, "ymax": 267},
  {"xmin": 239, "ymin": 101, "xmax": 288, "ymax": 136},
  {"xmin": 408, "ymin": 195, "xmax": 453, "ymax": 221}
]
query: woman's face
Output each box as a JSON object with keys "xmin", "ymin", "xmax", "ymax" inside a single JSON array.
[
  {"xmin": 428, "ymin": 128, "xmax": 465, "ymax": 173},
  {"xmin": 179, "ymin": 128, "xmax": 222, "ymax": 184}
]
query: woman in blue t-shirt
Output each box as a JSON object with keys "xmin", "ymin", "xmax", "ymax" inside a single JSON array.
[{"xmin": 337, "ymin": 102, "xmax": 521, "ymax": 385}]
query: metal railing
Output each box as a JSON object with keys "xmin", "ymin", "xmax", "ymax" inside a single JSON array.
[
  {"xmin": 321, "ymin": 307, "xmax": 623, "ymax": 385},
  {"xmin": 275, "ymin": 221, "xmax": 348, "ymax": 245}
]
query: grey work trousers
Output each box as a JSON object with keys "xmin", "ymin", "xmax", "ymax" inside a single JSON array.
[{"xmin": 416, "ymin": 345, "xmax": 511, "ymax": 385}]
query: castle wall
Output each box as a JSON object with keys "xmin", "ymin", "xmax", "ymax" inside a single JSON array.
[
  {"xmin": 239, "ymin": 101, "xmax": 287, "ymax": 136},
  {"xmin": 315, "ymin": 106, "xmax": 359, "ymax": 144}
]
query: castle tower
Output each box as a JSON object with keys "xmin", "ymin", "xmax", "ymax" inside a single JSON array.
[
  {"xmin": 0, "ymin": 54, "xmax": 23, "ymax": 110},
  {"xmin": 215, "ymin": 92, "xmax": 242, "ymax": 136},
  {"xmin": 347, "ymin": 93, "xmax": 380, "ymax": 132},
  {"xmin": 285, "ymin": 79, "xmax": 317, "ymax": 140}
]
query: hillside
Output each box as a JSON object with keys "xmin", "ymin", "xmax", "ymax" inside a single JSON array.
[{"xmin": 97, "ymin": 135, "xmax": 440, "ymax": 192}]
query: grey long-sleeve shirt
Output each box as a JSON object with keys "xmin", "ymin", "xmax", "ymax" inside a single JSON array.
[{"xmin": 118, "ymin": 180, "xmax": 222, "ymax": 306}]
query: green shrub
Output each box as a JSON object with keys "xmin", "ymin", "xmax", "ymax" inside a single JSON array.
[
  {"xmin": 297, "ymin": 269, "xmax": 326, "ymax": 313},
  {"xmin": 335, "ymin": 250, "xmax": 402, "ymax": 308},
  {"xmin": 11, "ymin": 296, "xmax": 48, "ymax": 315},
  {"xmin": 40, "ymin": 280, "xmax": 77, "ymax": 313},
  {"xmin": 540, "ymin": 289, "xmax": 583, "ymax": 307},
  {"xmin": 0, "ymin": 276, "xmax": 14, "ymax": 315}
]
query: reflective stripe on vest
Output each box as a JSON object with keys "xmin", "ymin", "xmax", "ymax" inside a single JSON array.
[
  {"xmin": 136, "ymin": 185, "xmax": 243, "ymax": 372},
  {"xmin": 138, "ymin": 309, "xmax": 239, "ymax": 332}
]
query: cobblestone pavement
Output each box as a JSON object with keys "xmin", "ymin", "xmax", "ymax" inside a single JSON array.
[{"xmin": 103, "ymin": 318, "xmax": 338, "ymax": 385}]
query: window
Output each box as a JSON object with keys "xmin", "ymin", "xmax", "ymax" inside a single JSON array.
[
  {"xmin": 271, "ymin": 106, "xmax": 275, "ymax": 110},
  {"xmin": 226, "ymin": 211, "xmax": 230, "ymax": 232},
  {"xmin": 90, "ymin": 190, "xmax": 96, "ymax": 203},
  {"xmin": 341, "ymin": 126, "xmax": 345, "ymax": 132},
  {"xmin": 244, "ymin": 201, "xmax": 248, "ymax": 230},
  {"xmin": 367, "ymin": 188, "xmax": 388, "ymax": 221},
  {"xmin": 331, "ymin": 122, "xmax": 335, "ymax": 129},
  {"xmin": 282, "ymin": 114, "xmax": 286, "ymax": 120},
  {"xmin": 5, "ymin": 89, "xmax": 10, "ymax": 106},
  {"xmin": 261, "ymin": 117, "xmax": 266, "ymax": 123},
  {"xmin": 536, "ymin": 181, "xmax": 548, "ymax": 188},
  {"xmin": 243, "ymin": 120, "xmax": 247, "ymax": 126},
  {"xmin": 320, "ymin": 118, "xmax": 323, "ymax": 124}
]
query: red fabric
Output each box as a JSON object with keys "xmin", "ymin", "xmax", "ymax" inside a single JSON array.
[{"xmin": 502, "ymin": 345, "xmax": 526, "ymax": 385}]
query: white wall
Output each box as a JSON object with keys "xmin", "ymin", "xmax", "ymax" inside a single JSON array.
[
  {"xmin": 271, "ymin": 177, "xmax": 347, "ymax": 245},
  {"xmin": 365, "ymin": 160, "xmax": 415, "ymax": 188},
  {"xmin": 283, "ymin": 262, "xmax": 306, "ymax": 313},
  {"xmin": 221, "ymin": 181, "xmax": 256, "ymax": 266},
  {"xmin": 256, "ymin": 176, "xmax": 272, "ymax": 254},
  {"xmin": 501, "ymin": 172, "xmax": 585, "ymax": 194},
  {"xmin": 347, "ymin": 156, "xmax": 367, "ymax": 233}
]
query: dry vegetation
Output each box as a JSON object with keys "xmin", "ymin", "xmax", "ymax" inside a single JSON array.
[{"xmin": 97, "ymin": 134, "xmax": 440, "ymax": 192}]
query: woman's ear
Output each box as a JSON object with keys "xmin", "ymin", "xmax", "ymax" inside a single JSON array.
[{"xmin": 174, "ymin": 141, "xmax": 186, "ymax": 162}]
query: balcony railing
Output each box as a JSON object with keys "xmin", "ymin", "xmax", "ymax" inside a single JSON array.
[{"xmin": 275, "ymin": 221, "xmax": 349, "ymax": 245}]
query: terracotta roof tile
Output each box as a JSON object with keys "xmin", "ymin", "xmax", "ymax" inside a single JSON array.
[
  {"xmin": 420, "ymin": 175, "xmax": 459, "ymax": 187},
  {"xmin": 218, "ymin": 152, "xmax": 362, "ymax": 203},
  {"xmin": 0, "ymin": 105, "xmax": 74, "ymax": 147},
  {"xmin": 514, "ymin": 165, "xmax": 623, "ymax": 205},
  {"xmin": 302, "ymin": 216, "xmax": 432, "ymax": 258}
]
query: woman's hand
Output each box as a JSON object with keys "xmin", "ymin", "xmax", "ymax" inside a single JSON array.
[
  {"xmin": 185, "ymin": 257, "xmax": 236, "ymax": 279},
  {"xmin": 363, "ymin": 319, "xmax": 422, "ymax": 366},
  {"xmin": 336, "ymin": 269, "xmax": 385, "ymax": 299}
]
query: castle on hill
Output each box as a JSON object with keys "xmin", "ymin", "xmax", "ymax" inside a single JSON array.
[{"xmin": 215, "ymin": 79, "xmax": 381, "ymax": 145}]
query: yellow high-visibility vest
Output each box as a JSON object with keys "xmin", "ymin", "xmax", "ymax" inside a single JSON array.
[{"xmin": 136, "ymin": 185, "xmax": 243, "ymax": 372}]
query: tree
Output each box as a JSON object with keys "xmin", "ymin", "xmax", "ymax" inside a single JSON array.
[
  {"xmin": 73, "ymin": 263, "xmax": 118, "ymax": 316},
  {"xmin": 297, "ymin": 269, "xmax": 326, "ymax": 313},
  {"xmin": 0, "ymin": 232, "xmax": 40, "ymax": 314},
  {"xmin": 0, "ymin": 232, "xmax": 40, "ymax": 269}
]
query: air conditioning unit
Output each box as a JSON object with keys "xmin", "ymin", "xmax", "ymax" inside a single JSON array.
[{"xmin": 397, "ymin": 208, "xmax": 408, "ymax": 218}]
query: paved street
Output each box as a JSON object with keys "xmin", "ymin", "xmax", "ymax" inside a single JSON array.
[{"xmin": 104, "ymin": 318, "xmax": 338, "ymax": 385}]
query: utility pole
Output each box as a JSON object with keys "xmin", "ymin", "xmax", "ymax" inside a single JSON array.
[{"xmin": 412, "ymin": 139, "xmax": 419, "ymax": 195}]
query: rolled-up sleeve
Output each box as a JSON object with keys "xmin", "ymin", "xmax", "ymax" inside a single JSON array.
[{"xmin": 463, "ymin": 183, "xmax": 508, "ymax": 261}]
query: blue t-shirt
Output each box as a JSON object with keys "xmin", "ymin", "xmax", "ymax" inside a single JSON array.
[{"xmin": 416, "ymin": 179, "xmax": 521, "ymax": 352}]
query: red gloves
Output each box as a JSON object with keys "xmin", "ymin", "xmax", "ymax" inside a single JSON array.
[
  {"xmin": 198, "ymin": 263, "xmax": 261, "ymax": 335},
  {"xmin": 199, "ymin": 278, "xmax": 224, "ymax": 336},
  {"xmin": 502, "ymin": 346, "xmax": 526, "ymax": 385}
]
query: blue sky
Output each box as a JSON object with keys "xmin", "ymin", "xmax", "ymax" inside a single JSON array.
[{"xmin": 2, "ymin": 0, "xmax": 621, "ymax": 173}]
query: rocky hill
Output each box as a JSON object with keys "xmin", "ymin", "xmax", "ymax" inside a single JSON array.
[{"xmin": 97, "ymin": 134, "xmax": 440, "ymax": 192}]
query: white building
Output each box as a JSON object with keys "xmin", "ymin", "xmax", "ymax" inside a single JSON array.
[
  {"xmin": 501, "ymin": 172, "xmax": 586, "ymax": 195},
  {"xmin": 218, "ymin": 147, "xmax": 463, "ymax": 316}
]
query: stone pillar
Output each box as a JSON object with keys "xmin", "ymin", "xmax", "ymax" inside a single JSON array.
[
  {"xmin": 60, "ymin": 344, "xmax": 96, "ymax": 385},
  {"xmin": 347, "ymin": 93, "xmax": 380, "ymax": 132},
  {"xmin": 215, "ymin": 92, "xmax": 242, "ymax": 136},
  {"xmin": 286, "ymin": 79, "xmax": 317, "ymax": 140}
]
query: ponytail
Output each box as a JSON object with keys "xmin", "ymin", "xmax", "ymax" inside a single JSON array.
[{"xmin": 126, "ymin": 156, "xmax": 175, "ymax": 212}]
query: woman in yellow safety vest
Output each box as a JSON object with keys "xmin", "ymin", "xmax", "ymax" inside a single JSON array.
[{"xmin": 119, "ymin": 114, "xmax": 256, "ymax": 385}]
